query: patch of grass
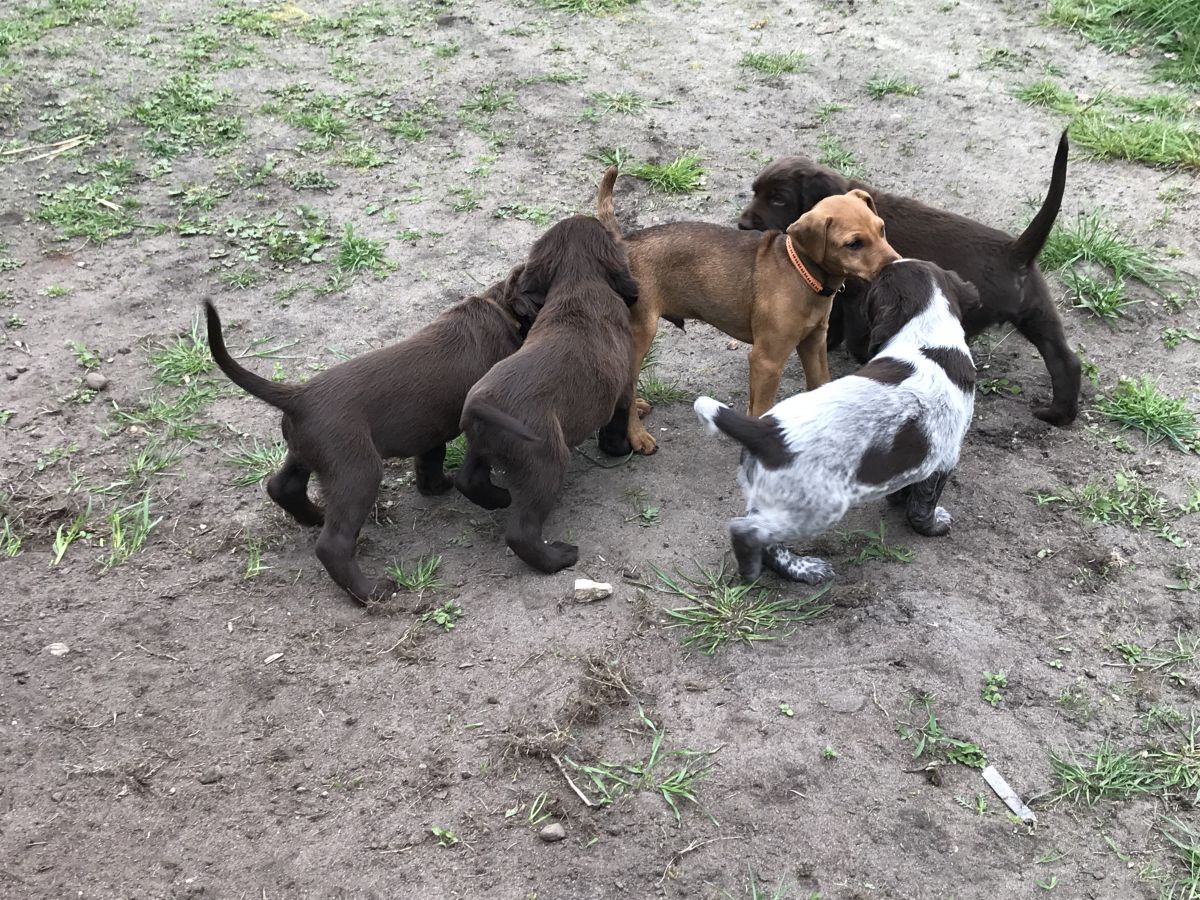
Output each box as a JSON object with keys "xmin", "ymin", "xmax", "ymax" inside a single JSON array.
[
  {"xmin": 642, "ymin": 562, "xmax": 831, "ymax": 655},
  {"xmin": 50, "ymin": 507, "xmax": 91, "ymax": 567},
  {"xmin": 1012, "ymin": 79, "xmax": 1078, "ymax": 113},
  {"xmin": 865, "ymin": 77, "xmax": 920, "ymax": 99},
  {"xmin": 288, "ymin": 170, "xmax": 337, "ymax": 191},
  {"xmin": 70, "ymin": 341, "xmax": 101, "ymax": 370},
  {"xmin": 897, "ymin": 693, "xmax": 987, "ymax": 769},
  {"xmin": 1041, "ymin": 211, "xmax": 1174, "ymax": 287},
  {"xmin": 1097, "ymin": 376, "xmax": 1198, "ymax": 452},
  {"xmin": 1072, "ymin": 108, "xmax": 1200, "ymax": 170},
  {"xmin": 1160, "ymin": 817, "xmax": 1200, "ymax": 899},
  {"xmin": 1, "ymin": 517, "xmax": 20, "ymax": 557},
  {"xmin": 628, "ymin": 152, "xmax": 704, "ymax": 193},
  {"xmin": 459, "ymin": 83, "xmax": 516, "ymax": 116},
  {"xmin": 225, "ymin": 438, "xmax": 286, "ymax": 486},
  {"xmin": 539, "ymin": 0, "xmax": 637, "ymax": 14},
  {"xmin": 981, "ymin": 671, "xmax": 1007, "ymax": 707},
  {"xmin": 448, "ymin": 186, "xmax": 482, "ymax": 212},
  {"xmin": 430, "ymin": 824, "xmax": 459, "ymax": 847},
  {"xmin": 335, "ymin": 224, "xmax": 389, "ymax": 273},
  {"xmin": 562, "ymin": 707, "xmax": 716, "ymax": 823},
  {"xmin": 1052, "ymin": 742, "xmax": 1159, "ymax": 804},
  {"xmin": 388, "ymin": 555, "xmax": 443, "ymax": 594},
  {"xmin": 101, "ymin": 492, "xmax": 161, "ymax": 570},
  {"xmin": 1045, "ymin": 0, "xmax": 1200, "ymax": 87},
  {"xmin": 1162, "ymin": 327, "xmax": 1200, "ymax": 350},
  {"xmin": 384, "ymin": 101, "xmax": 439, "ymax": 141},
  {"xmin": 1037, "ymin": 469, "xmax": 1190, "ymax": 547},
  {"xmin": 333, "ymin": 141, "xmax": 388, "ymax": 169},
  {"xmin": 624, "ymin": 491, "xmax": 660, "ymax": 527},
  {"xmin": 38, "ymin": 159, "xmax": 139, "ymax": 243},
  {"xmin": 817, "ymin": 133, "xmax": 863, "ymax": 179},
  {"xmin": 844, "ymin": 520, "xmax": 913, "ymax": 565},
  {"xmin": 224, "ymin": 206, "xmax": 330, "ymax": 267},
  {"xmin": 978, "ymin": 377, "xmax": 1023, "ymax": 396},
  {"xmin": 420, "ymin": 599, "xmax": 462, "ymax": 632},
  {"xmin": 444, "ymin": 435, "xmax": 467, "ymax": 470},
  {"xmin": 133, "ymin": 74, "xmax": 243, "ymax": 158},
  {"xmin": 739, "ymin": 51, "xmax": 807, "ymax": 76},
  {"xmin": 494, "ymin": 203, "xmax": 552, "ymax": 225},
  {"xmin": 1064, "ymin": 269, "xmax": 1138, "ymax": 322},
  {"xmin": 112, "ymin": 381, "xmax": 219, "ymax": 441},
  {"xmin": 150, "ymin": 316, "xmax": 213, "ymax": 385},
  {"xmin": 589, "ymin": 90, "xmax": 648, "ymax": 115}
]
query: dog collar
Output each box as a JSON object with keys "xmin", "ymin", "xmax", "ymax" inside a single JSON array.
[
  {"xmin": 785, "ymin": 235, "xmax": 841, "ymax": 297},
  {"xmin": 485, "ymin": 297, "xmax": 526, "ymax": 338}
]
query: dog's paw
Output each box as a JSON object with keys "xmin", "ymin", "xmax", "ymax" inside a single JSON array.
[
  {"xmin": 763, "ymin": 546, "xmax": 834, "ymax": 584},
  {"xmin": 543, "ymin": 540, "xmax": 579, "ymax": 571},
  {"xmin": 629, "ymin": 427, "xmax": 658, "ymax": 456},
  {"xmin": 911, "ymin": 507, "xmax": 952, "ymax": 537},
  {"xmin": 597, "ymin": 431, "xmax": 633, "ymax": 457},
  {"xmin": 634, "ymin": 397, "xmax": 652, "ymax": 418},
  {"xmin": 416, "ymin": 474, "xmax": 455, "ymax": 496},
  {"xmin": 1033, "ymin": 402, "xmax": 1077, "ymax": 428}
]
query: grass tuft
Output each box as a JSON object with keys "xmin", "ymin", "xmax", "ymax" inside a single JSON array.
[
  {"xmin": 845, "ymin": 520, "xmax": 913, "ymax": 565},
  {"xmin": 865, "ymin": 77, "xmax": 920, "ymax": 99},
  {"xmin": 133, "ymin": 74, "xmax": 243, "ymax": 158},
  {"xmin": 1096, "ymin": 376, "xmax": 1198, "ymax": 452},
  {"xmin": 642, "ymin": 562, "xmax": 831, "ymax": 655},
  {"xmin": 150, "ymin": 315, "xmax": 213, "ymax": 385},
  {"xmin": 739, "ymin": 51, "xmax": 807, "ymax": 76},
  {"xmin": 539, "ymin": 0, "xmax": 637, "ymax": 14},
  {"xmin": 1037, "ymin": 470, "xmax": 1190, "ymax": 547},
  {"xmin": 628, "ymin": 152, "xmax": 704, "ymax": 193},
  {"xmin": 817, "ymin": 134, "xmax": 863, "ymax": 179},
  {"xmin": 225, "ymin": 438, "xmax": 287, "ymax": 486},
  {"xmin": 388, "ymin": 555, "xmax": 443, "ymax": 594},
  {"xmin": 1041, "ymin": 211, "xmax": 1174, "ymax": 287}
]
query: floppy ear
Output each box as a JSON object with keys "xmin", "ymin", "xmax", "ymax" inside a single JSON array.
[
  {"xmin": 787, "ymin": 210, "xmax": 832, "ymax": 265},
  {"xmin": 800, "ymin": 169, "xmax": 844, "ymax": 215},
  {"xmin": 943, "ymin": 269, "xmax": 980, "ymax": 320},
  {"xmin": 864, "ymin": 283, "xmax": 906, "ymax": 358},
  {"xmin": 609, "ymin": 265, "xmax": 639, "ymax": 307},
  {"xmin": 848, "ymin": 188, "xmax": 878, "ymax": 215},
  {"xmin": 510, "ymin": 260, "xmax": 550, "ymax": 323}
]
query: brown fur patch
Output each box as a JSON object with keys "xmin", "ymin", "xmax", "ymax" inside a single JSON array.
[
  {"xmin": 856, "ymin": 356, "xmax": 916, "ymax": 385},
  {"xmin": 921, "ymin": 347, "xmax": 976, "ymax": 391},
  {"xmin": 856, "ymin": 417, "xmax": 929, "ymax": 485}
]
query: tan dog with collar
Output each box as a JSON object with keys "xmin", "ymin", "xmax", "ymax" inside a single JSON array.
[{"xmin": 606, "ymin": 181, "xmax": 900, "ymax": 454}]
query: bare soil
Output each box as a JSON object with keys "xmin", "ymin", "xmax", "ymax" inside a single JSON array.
[{"xmin": 2, "ymin": 1, "xmax": 1198, "ymax": 898}]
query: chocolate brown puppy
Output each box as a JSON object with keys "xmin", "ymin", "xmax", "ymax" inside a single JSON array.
[
  {"xmin": 613, "ymin": 183, "xmax": 900, "ymax": 455},
  {"xmin": 739, "ymin": 132, "xmax": 1078, "ymax": 426},
  {"xmin": 455, "ymin": 169, "xmax": 639, "ymax": 573},
  {"xmin": 204, "ymin": 268, "xmax": 534, "ymax": 604}
]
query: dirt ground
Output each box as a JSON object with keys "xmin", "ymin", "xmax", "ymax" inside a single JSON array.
[{"xmin": 2, "ymin": 0, "xmax": 1199, "ymax": 897}]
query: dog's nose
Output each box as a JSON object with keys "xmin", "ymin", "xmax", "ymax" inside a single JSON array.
[{"xmin": 737, "ymin": 212, "xmax": 760, "ymax": 231}]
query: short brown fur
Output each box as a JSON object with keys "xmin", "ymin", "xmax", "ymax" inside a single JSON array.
[{"xmin": 610, "ymin": 184, "xmax": 899, "ymax": 454}]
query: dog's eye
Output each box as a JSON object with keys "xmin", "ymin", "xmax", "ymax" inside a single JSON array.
[
  {"xmin": 770, "ymin": 193, "xmax": 788, "ymax": 207},
  {"xmin": 846, "ymin": 238, "xmax": 864, "ymax": 250}
]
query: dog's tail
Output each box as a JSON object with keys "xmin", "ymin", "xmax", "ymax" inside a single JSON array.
[
  {"xmin": 1009, "ymin": 130, "xmax": 1068, "ymax": 269},
  {"xmin": 204, "ymin": 300, "xmax": 301, "ymax": 413},
  {"xmin": 693, "ymin": 396, "xmax": 794, "ymax": 467},
  {"xmin": 465, "ymin": 402, "xmax": 539, "ymax": 444},
  {"xmin": 596, "ymin": 165, "xmax": 620, "ymax": 237}
]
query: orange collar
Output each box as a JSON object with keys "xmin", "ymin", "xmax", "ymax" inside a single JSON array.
[
  {"xmin": 786, "ymin": 236, "xmax": 839, "ymax": 297},
  {"xmin": 485, "ymin": 296, "xmax": 524, "ymax": 336}
]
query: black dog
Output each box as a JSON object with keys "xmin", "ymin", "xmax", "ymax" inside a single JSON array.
[
  {"xmin": 739, "ymin": 132, "xmax": 1078, "ymax": 426},
  {"xmin": 204, "ymin": 268, "xmax": 534, "ymax": 604},
  {"xmin": 454, "ymin": 169, "xmax": 639, "ymax": 572}
]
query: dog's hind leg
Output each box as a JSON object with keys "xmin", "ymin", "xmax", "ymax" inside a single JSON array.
[
  {"xmin": 314, "ymin": 452, "xmax": 390, "ymax": 604},
  {"xmin": 267, "ymin": 452, "xmax": 324, "ymax": 526},
  {"xmin": 729, "ymin": 516, "xmax": 770, "ymax": 581},
  {"xmin": 505, "ymin": 449, "xmax": 575, "ymax": 573},
  {"xmin": 885, "ymin": 485, "xmax": 912, "ymax": 508},
  {"xmin": 626, "ymin": 309, "xmax": 661, "ymax": 455},
  {"xmin": 597, "ymin": 387, "xmax": 634, "ymax": 457},
  {"xmin": 762, "ymin": 545, "xmax": 834, "ymax": 584},
  {"xmin": 905, "ymin": 470, "xmax": 953, "ymax": 537},
  {"xmin": 454, "ymin": 449, "xmax": 511, "ymax": 510},
  {"xmin": 1014, "ymin": 296, "xmax": 1081, "ymax": 427},
  {"xmin": 414, "ymin": 444, "xmax": 454, "ymax": 496}
]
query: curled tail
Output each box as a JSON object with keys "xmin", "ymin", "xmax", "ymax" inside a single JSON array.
[
  {"xmin": 1009, "ymin": 130, "xmax": 1068, "ymax": 269},
  {"xmin": 596, "ymin": 165, "xmax": 620, "ymax": 237},
  {"xmin": 464, "ymin": 402, "xmax": 539, "ymax": 443},
  {"xmin": 693, "ymin": 396, "xmax": 794, "ymax": 469},
  {"xmin": 204, "ymin": 300, "xmax": 300, "ymax": 413}
]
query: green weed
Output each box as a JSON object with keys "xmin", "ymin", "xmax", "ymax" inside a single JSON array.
[
  {"xmin": 981, "ymin": 671, "xmax": 1007, "ymax": 707},
  {"xmin": 38, "ymin": 159, "xmax": 139, "ymax": 243},
  {"xmin": 459, "ymin": 83, "xmax": 516, "ymax": 115},
  {"xmin": 628, "ymin": 153, "xmax": 704, "ymax": 193},
  {"xmin": 150, "ymin": 316, "xmax": 213, "ymax": 385},
  {"xmin": 50, "ymin": 507, "xmax": 91, "ymax": 567},
  {"xmin": 225, "ymin": 438, "xmax": 286, "ymax": 486},
  {"xmin": 739, "ymin": 51, "xmax": 807, "ymax": 76},
  {"xmin": 1012, "ymin": 79, "xmax": 1077, "ymax": 113},
  {"xmin": 420, "ymin": 599, "xmax": 462, "ymax": 632},
  {"xmin": 817, "ymin": 133, "xmax": 863, "ymax": 179},
  {"xmin": 444, "ymin": 435, "xmax": 467, "ymax": 470},
  {"xmin": 643, "ymin": 562, "xmax": 831, "ymax": 655},
  {"xmin": 897, "ymin": 693, "xmax": 987, "ymax": 768},
  {"xmin": 133, "ymin": 74, "xmax": 243, "ymax": 158},
  {"xmin": 101, "ymin": 492, "xmax": 161, "ymax": 569},
  {"xmin": 1041, "ymin": 211, "xmax": 1173, "ymax": 287},
  {"xmin": 1, "ymin": 517, "xmax": 21, "ymax": 557},
  {"xmin": 1064, "ymin": 269, "xmax": 1138, "ymax": 322},
  {"xmin": 844, "ymin": 520, "xmax": 913, "ymax": 565},
  {"xmin": 540, "ymin": 0, "xmax": 637, "ymax": 14},
  {"xmin": 1037, "ymin": 469, "xmax": 1189, "ymax": 546},
  {"xmin": 388, "ymin": 555, "xmax": 443, "ymax": 594},
  {"xmin": 1097, "ymin": 376, "xmax": 1198, "ymax": 452},
  {"xmin": 335, "ymin": 224, "xmax": 389, "ymax": 273},
  {"xmin": 866, "ymin": 77, "xmax": 920, "ymax": 99},
  {"xmin": 494, "ymin": 204, "xmax": 552, "ymax": 225}
]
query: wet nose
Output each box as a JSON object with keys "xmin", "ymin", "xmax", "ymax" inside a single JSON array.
[{"xmin": 737, "ymin": 212, "xmax": 761, "ymax": 231}]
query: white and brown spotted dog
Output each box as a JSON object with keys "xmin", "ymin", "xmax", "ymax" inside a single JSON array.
[{"xmin": 694, "ymin": 258, "xmax": 979, "ymax": 583}]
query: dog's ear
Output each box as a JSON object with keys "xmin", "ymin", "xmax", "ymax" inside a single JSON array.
[
  {"xmin": 942, "ymin": 269, "xmax": 980, "ymax": 321},
  {"xmin": 800, "ymin": 169, "xmax": 844, "ymax": 215},
  {"xmin": 608, "ymin": 263, "xmax": 639, "ymax": 307},
  {"xmin": 510, "ymin": 260, "xmax": 550, "ymax": 322},
  {"xmin": 787, "ymin": 210, "xmax": 831, "ymax": 265},
  {"xmin": 864, "ymin": 281, "xmax": 906, "ymax": 358},
  {"xmin": 848, "ymin": 188, "xmax": 878, "ymax": 215}
]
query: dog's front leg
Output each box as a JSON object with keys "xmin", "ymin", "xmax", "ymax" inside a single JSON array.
[
  {"xmin": 598, "ymin": 387, "xmax": 634, "ymax": 456},
  {"xmin": 415, "ymin": 444, "xmax": 454, "ymax": 495},
  {"xmin": 795, "ymin": 324, "xmax": 832, "ymax": 391},
  {"xmin": 905, "ymin": 471, "xmax": 953, "ymax": 537},
  {"xmin": 747, "ymin": 341, "xmax": 790, "ymax": 416}
]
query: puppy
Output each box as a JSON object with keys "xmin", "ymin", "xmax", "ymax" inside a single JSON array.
[
  {"xmin": 694, "ymin": 259, "xmax": 978, "ymax": 584},
  {"xmin": 454, "ymin": 168, "xmax": 639, "ymax": 573},
  {"xmin": 204, "ymin": 267, "xmax": 535, "ymax": 604},
  {"xmin": 739, "ymin": 132, "xmax": 1078, "ymax": 426},
  {"xmin": 608, "ymin": 177, "xmax": 900, "ymax": 455}
]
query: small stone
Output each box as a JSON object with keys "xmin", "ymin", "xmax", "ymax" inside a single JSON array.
[
  {"xmin": 538, "ymin": 823, "xmax": 565, "ymax": 842},
  {"xmin": 85, "ymin": 372, "xmax": 109, "ymax": 391},
  {"xmin": 573, "ymin": 579, "xmax": 612, "ymax": 603},
  {"xmin": 3, "ymin": 369, "xmax": 17, "ymax": 381},
  {"xmin": 727, "ymin": 340, "xmax": 740, "ymax": 350},
  {"xmin": 51, "ymin": 790, "xmax": 64, "ymax": 802},
  {"xmin": 198, "ymin": 767, "xmax": 221, "ymax": 784},
  {"xmin": 44, "ymin": 642, "xmax": 70, "ymax": 656},
  {"xmin": 15, "ymin": 365, "xmax": 28, "ymax": 374}
]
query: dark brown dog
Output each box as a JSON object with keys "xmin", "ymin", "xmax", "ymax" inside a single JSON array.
[
  {"xmin": 454, "ymin": 169, "xmax": 639, "ymax": 573},
  {"xmin": 738, "ymin": 132, "xmax": 1078, "ymax": 426},
  {"xmin": 614, "ymin": 184, "xmax": 900, "ymax": 455},
  {"xmin": 204, "ymin": 269, "xmax": 534, "ymax": 604}
]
